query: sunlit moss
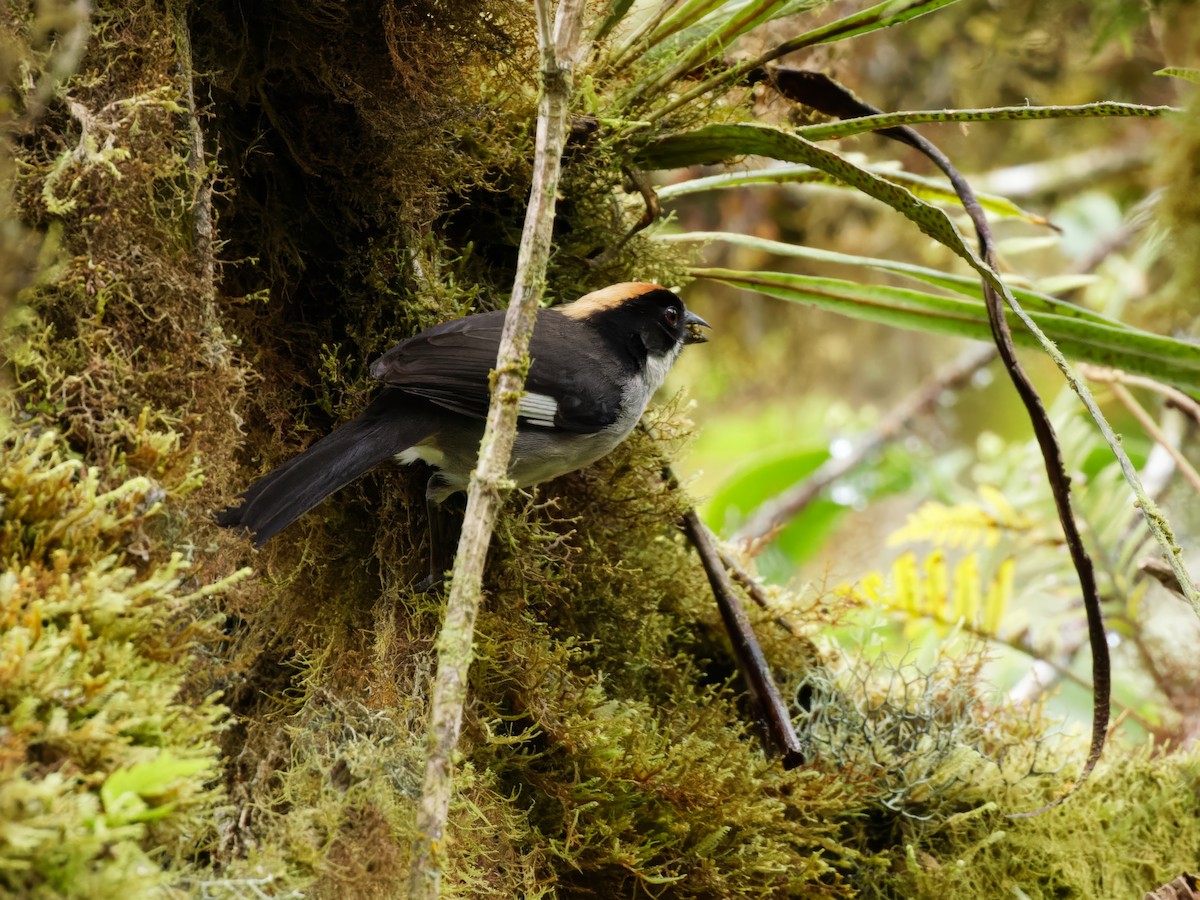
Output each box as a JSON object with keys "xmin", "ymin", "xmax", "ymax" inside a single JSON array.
[
  {"xmin": 876, "ymin": 743, "xmax": 1200, "ymax": 898},
  {"xmin": 0, "ymin": 429, "xmax": 241, "ymax": 898}
]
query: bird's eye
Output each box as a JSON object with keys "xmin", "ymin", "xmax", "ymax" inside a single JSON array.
[{"xmin": 664, "ymin": 306, "xmax": 680, "ymax": 326}]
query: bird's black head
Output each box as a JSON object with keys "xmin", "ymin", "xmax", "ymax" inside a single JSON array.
[{"xmin": 559, "ymin": 282, "xmax": 710, "ymax": 360}]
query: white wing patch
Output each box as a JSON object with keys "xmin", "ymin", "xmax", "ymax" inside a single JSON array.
[{"xmin": 519, "ymin": 391, "xmax": 559, "ymax": 428}]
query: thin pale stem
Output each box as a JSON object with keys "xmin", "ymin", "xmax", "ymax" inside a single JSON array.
[
  {"xmin": 1082, "ymin": 365, "xmax": 1200, "ymax": 425},
  {"xmin": 1108, "ymin": 381, "xmax": 1200, "ymax": 495},
  {"xmin": 407, "ymin": 1, "xmax": 586, "ymax": 895}
]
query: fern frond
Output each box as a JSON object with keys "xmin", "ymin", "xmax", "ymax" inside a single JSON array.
[
  {"xmin": 887, "ymin": 488, "xmax": 1037, "ymax": 550},
  {"xmin": 982, "ymin": 558, "xmax": 1013, "ymax": 635},
  {"xmin": 951, "ymin": 553, "xmax": 980, "ymax": 624},
  {"xmin": 842, "ymin": 551, "xmax": 1016, "ymax": 639}
]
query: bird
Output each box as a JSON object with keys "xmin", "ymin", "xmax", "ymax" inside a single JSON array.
[{"xmin": 217, "ymin": 282, "xmax": 709, "ymax": 583}]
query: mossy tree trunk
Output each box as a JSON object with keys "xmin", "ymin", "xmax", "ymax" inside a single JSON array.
[{"xmin": 3, "ymin": 1, "xmax": 1200, "ymax": 898}]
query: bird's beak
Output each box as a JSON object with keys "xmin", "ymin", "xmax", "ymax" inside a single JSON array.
[{"xmin": 683, "ymin": 309, "xmax": 710, "ymax": 344}]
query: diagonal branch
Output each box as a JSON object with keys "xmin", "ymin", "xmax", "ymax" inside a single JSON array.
[
  {"xmin": 408, "ymin": 1, "xmax": 586, "ymax": 895},
  {"xmin": 769, "ymin": 69, "xmax": 1112, "ymax": 816},
  {"xmin": 680, "ymin": 507, "xmax": 805, "ymax": 768},
  {"xmin": 735, "ymin": 343, "xmax": 996, "ymax": 543}
]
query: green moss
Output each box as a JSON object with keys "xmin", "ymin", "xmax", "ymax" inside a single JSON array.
[
  {"xmin": 879, "ymin": 745, "xmax": 1200, "ymax": 898},
  {"xmin": 0, "ymin": 429, "xmax": 240, "ymax": 897},
  {"xmin": 4, "ymin": 0, "xmax": 1199, "ymax": 896}
]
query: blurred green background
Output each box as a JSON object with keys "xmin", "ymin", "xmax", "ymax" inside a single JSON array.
[{"xmin": 662, "ymin": 0, "xmax": 1200, "ymax": 746}]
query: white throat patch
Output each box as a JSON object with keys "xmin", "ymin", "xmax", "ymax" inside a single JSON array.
[{"xmin": 615, "ymin": 344, "xmax": 681, "ymax": 432}]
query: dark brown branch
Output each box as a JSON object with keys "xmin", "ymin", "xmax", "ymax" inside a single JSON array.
[
  {"xmin": 715, "ymin": 545, "xmax": 799, "ymax": 638},
  {"xmin": 670, "ymin": 471, "xmax": 804, "ymax": 769},
  {"xmin": 770, "ymin": 69, "xmax": 1110, "ymax": 815}
]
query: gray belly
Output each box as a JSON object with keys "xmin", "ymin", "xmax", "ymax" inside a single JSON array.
[
  {"xmin": 403, "ymin": 422, "xmax": 628, "ymax": 503},
  {"xmin": 507, "ymin": 428, "xmax": 627, "ymax": 489}
]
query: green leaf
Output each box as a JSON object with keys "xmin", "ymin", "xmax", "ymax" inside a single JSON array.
[
  {"xmin": 792, "ymin": 102, "xmax": 1174, "ymax": 142},
  {"xmin": 691, "ymin": 266, "xmax": 1200, "ymax": 392},
  {"xmin": 656, "ymin": 163, "xmax": 1049, "ymax": 223},
  {"xmin": 647, "ymin": 0, "xmax": 740, "ymax": 46},
  {"xmin": 636, "ymin": 0, "xmax": 968, "ymax": 122},
  {"xmin": 658, "ymin": 231, "xmax": 1121, "ymax": 327},
  {"xmin": 101, "ymin": 752, "xmax": 213, "ymax": 826},
  {"xmin": 1154, "ymin": 67, "xmax": 1200, "ymax": 84},
  {"xmin": 778, "ymin": 0, "xmax": 962, "ymax": 48},
  {"xmin": 619, "ymin": 0, "xmax": 789, "ymax": 107}
]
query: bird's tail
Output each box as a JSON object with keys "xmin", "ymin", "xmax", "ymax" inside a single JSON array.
[{"xmin": 217, "ymin": 390, "xmax": 437, "ymax": 546}]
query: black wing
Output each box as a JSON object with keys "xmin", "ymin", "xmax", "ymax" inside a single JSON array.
[
  {"xmin": 368, "ymin": 309, "xmax": 625, "ymax": 433},
  {"xmin": 369, "ymin": 310, "xmax": 507, "ymax": 420}
]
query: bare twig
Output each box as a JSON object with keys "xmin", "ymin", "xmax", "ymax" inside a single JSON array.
[
  {"xmin": 977, "ymin": 623, "xmax": 1157, "ymax": 734},
  {"xmin": 1106, "ymin": 381, "xmax": 1200, "ymax": 496},
  {"xmin": 680, "ymin": 507, "xmax": 804, "ymax": 768},
  {"xmin": 1082, "ymin": 364, "xmax": 1200, "ymax": 428},
  {"xmin": 408, "ymin": 1, "xmax": 587, "ymax": 895},
  {"xmin": 735, "ymin": 343, "xmax": 996, "ymax": 544}
]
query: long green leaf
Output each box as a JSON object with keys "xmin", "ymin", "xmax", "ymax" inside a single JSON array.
[
  {"xmin": 655, "ymin": 163, "xmax": 1049, "ymax": 223},
  {"xmin": 692, "ymin": 267, "xmax": 1200, "ymax": 392},
  {"xmin": 793, "ymin": 102, "xmax": 1175, "ymax": 142},
  {"xmin": 642, "ymin": 0, "xmax": 965, "ymax": 122},
  {"xmin": 648, "ymin": 0, "xmax": 744, "ymax": 45},
  {"xmin": 603, "ymin": 0, "xmax": 687, "ymax": 67},
  {"xmin": 618, "ymin": 0, "xmax": 785, "ymax": 107},
  {"xmin": 636, "ymin": 121, "xmax": 844, "ymax": 168},
  {"xmin": 773, "ymin": 0, "xmax": 961, "ymax": 48},
  {"xmin": 637, "ymin": 120, "xmax": 1198, "ymax": 606},
  {"xmin": 1154, "ymin": 67, "xmax": 1200, "ymax": 84},
  {"xmin": 658, "ymin": 231, "xmax": 1118, "ymax": 325}
]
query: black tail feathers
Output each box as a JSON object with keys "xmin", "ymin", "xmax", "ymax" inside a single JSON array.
[{"xmin": 217, "ymin": 390, "xmax": 436, "ymax": 546}]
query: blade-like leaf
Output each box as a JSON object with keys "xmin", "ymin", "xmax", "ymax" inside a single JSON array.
[
  {"xmin": 692, "ymin": 266, "xmax": 1200, "ymax": 392},
  {"xmin": 618, "ymin": 0, "xmax": 785, "ymax": 108},
  {"xmin": 648, "ymin": 0, "xmax": 745, "ymax": 45},
  {"xmin": 656, "ymin": 165, "xmax": 1049, "ymax": 222},
  {"xmin": 658, "ymin": 231, "xmax": 1120, "ymax": 325},
  {"xmin": 1154, "ymin": 67, "xmax": 1200, "ymax": 84},
  {"xmin": 793, "ymin": 102, "xmax": 1174, "ymax": 142},
  {"xmin": 774, "ymin": 0, "xmax": 963, "ymax": 49},
  {"xmin": 642, "ymin": 0, "xmax": 966, "ymax": 122}
]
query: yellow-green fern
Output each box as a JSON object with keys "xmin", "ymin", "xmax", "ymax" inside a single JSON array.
[
  {"xmin": 844, "ymin": 549, "xmax": 1014, "ymax": 638},
  {"xmin": 887, "ymin": 485, "xmax": 1038, "ymax": 550}
]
